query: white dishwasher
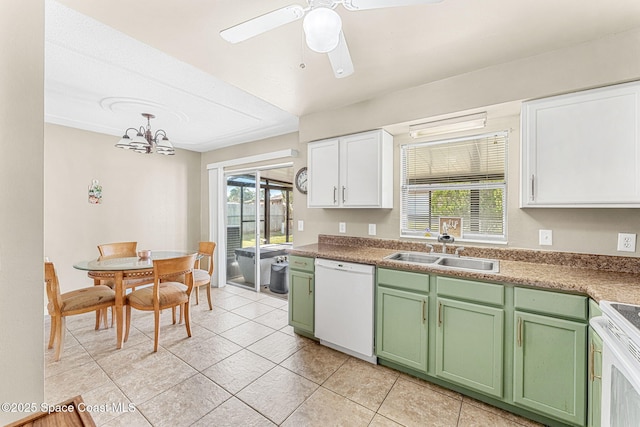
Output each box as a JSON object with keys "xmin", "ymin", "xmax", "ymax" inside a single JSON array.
[{"xmin": 314, "ymin": 258, "xmax": 376, "ymax": 364}]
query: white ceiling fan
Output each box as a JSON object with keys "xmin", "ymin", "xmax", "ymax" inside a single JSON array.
[{"xmin": 220, "ymin": 0, "xmax": 443, "ymax": 79}]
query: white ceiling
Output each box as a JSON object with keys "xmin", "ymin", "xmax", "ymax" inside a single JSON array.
[
  {"xmin": 47, "ymin": 0, "xmax": 640, "ymax": 152},
  {"xmin": 45, "ymin": 0, "xmax": 298, "ymax": 152}
]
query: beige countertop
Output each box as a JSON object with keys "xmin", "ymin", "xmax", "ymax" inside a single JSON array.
[{"xmin": 289, "ymin": 238, "xmax": 640, "ymax": 306}]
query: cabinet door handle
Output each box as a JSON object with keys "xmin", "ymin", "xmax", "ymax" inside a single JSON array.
[
  {"xmin": 438, "ymin": 302, "xmax": 442, "ymax": 327},
  {"xmin": 333, "ymin": 186, "xmax": 337, "ymax": 204},
  {"xmin": 530, "ymin": 175, "xmax": 535, "ymax": 202},
  {"xmin": 342, "ymin": 186, "xmax": 346, "ymax": 203},
  {"xmin": 589, "ymin": 342, "xmax": 602, "ymax": 381},
  {"xmin": 517, "ymin": 316, "xmax": 522, "ymax": 347},
  {"xmin": 308, "ymin": 277, "xmax": 312, "ymax": 295},
  {"xmin": 422, "ymin": 300, "xmax": 426, "ymax": 324}
]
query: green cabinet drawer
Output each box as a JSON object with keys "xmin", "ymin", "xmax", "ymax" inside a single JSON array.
[
  {"xmin": 289, "ymin": 255, "xmax": 314, "ymax": 273},
  {"xmin": 377, "ymin": 268, "xmax": 429, "ymax": 293},
  {"xmin": 436, "ymin": 276, "xmax": 504, "ymax": 306},
  {"xmin": 515, "ymin": 287, "xmax": 587, "ymax": 321}
]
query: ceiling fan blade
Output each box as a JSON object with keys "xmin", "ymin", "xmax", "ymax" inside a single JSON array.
[
  {"xmin": 220, "ymin": 5, "xmax": 305, "ymax": 43},
  {"xmin": 343, "ymin": 0, "xmax": 443, "ymax": 11},
  {"xmin": 327, "ymin": 31, "xmax": 354, "ymax": 79}
]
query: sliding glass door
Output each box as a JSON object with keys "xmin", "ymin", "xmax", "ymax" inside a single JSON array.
[
  {"xmin": 224, "ymin": 165, "xmax": 294, "ymax": 293},
  {"xmin": 225, "ymin": 172, "xmax": 263, "ymax": 292}
]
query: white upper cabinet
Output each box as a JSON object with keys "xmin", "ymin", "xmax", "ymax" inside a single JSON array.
[
  {"xmin": 521, "ymin": 81, "xmax": 640, "ymax": 207},
  {"xmin": 307, "ymin": 138, "xmax": 340, "ymax": 207},
  {"xmin": 308, "ymin": 129, "xmax": 393, "ymax": 208}
]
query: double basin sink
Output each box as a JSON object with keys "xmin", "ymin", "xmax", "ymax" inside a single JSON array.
[{"xmin": 385, "ymin": 251, "xmax": 499, "ymax": 273}]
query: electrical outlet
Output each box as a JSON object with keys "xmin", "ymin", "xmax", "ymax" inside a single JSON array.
[
  {"xmin": 368, "ymin": 224, "xmax": 377, "ymax": 236},
  {"xmin": 539, "ymin": 229, "xmax": 553, "ymax": 246},
  {"xmin": 339, "ymin": 222, "xmax": 346, "ymax": 233},
  {"xmin": 617, "ymin": 233, "xmax": 636, "ymax": 252},
  {"xmin": 297, "ymin": 220, "xmax": 304, "ymax": 232}
]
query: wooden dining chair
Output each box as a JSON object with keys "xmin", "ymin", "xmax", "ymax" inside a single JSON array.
[
  {"xmin": 124, "ymin": 254, "xmax": 196, "ymax": 352},
  {"xmin": 95, "ymin": 241, "xmax": 150, "ymax": 327},
  {"xmin": 193, "ymin": 242, "xmax": 216, "ymax": 310},
  {"xmin": 45, "ymin": 261, "xmax": 116, "ymax": 361},
  {"xmin": 97, "ymin": 241, "xmax": 138, "ymax": 259}
]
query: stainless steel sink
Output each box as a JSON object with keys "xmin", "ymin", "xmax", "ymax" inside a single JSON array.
[
  {"xmin": 385, "ymin": 252, "xmax": 440, "ymax": 264},
  {"xmin": 435, "ymin": 256, "xmax": 499, "ymax": 272},
  {"xmin": 384, "ymin": 251, "xmax": 500, "ymax": 273}
]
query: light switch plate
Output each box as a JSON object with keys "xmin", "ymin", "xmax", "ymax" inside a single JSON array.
[
  {"xmin": 368, "ymin": 224, "xmax": 377, "ymax": 236},
  {"xmin": 617, "ymin": 233, "xmax": 636, "ymax": 252},
  {"xmin": 297, "ymin": 220, "xmax": 304, "ymax": 232},
  {"xmin": 539, "ymin": 229, "xmax": 553, "ymax": 246},
  {"xmin": 339, "ymin": 222, "xmax": 346, "ymax": 233}
]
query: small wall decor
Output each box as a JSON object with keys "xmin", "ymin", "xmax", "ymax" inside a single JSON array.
[
  {"xmin": 88, "ymin": 179, "xmax": 102, "ymax": 204},
  {"xmin": 439, "ymin": 217, "xmax": 462, "ymax": 238}
]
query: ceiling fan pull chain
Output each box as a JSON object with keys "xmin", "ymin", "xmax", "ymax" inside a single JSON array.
[{"xmin": 299, "ymin": 26, "xmax": 306, "ymax": 69}]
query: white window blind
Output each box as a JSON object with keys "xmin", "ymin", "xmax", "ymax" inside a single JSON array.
[{"xmin": 400, "ymin": 131, "xmax": 507, "ymax": 241}]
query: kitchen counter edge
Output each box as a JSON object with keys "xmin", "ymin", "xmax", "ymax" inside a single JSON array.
[{"xmin": 288, "ymin": 243, "xmax": 640, "ymax": 305}]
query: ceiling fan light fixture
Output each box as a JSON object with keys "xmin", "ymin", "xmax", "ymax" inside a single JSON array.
[{"xmin": 303, "ymin": 8, "xmax": 342, "ymax": 53}]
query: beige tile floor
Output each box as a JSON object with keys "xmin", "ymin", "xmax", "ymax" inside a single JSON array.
[{"xmin": 44, "ymin": 285, "xmax": 544, "ymax": 427}]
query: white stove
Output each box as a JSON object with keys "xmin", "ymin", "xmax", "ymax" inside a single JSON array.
[{"xmin": 591, "ymin": 301, "xmax": 640, "ymax": 426}]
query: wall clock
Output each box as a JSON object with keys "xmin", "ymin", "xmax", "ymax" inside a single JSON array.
[{"xmin": 295, "ymin": 167, "xmax": 308, "ymax": 194}]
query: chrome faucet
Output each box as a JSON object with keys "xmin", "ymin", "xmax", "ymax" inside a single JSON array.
[
  {"xmin": 454, "ymin": 246, "xmax": 465, "ymax": 256},
  {"xmin": 437, "ymin": 232, "xmax": 455, "ymax": 254},
  {"xmin": 425, "ymin": 243, "xmax": 435, "ymax": 253}
]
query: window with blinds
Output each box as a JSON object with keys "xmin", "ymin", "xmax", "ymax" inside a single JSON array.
[{"xmin": 400, "ymin": 131, "xmax": 507, "ymax": 242}]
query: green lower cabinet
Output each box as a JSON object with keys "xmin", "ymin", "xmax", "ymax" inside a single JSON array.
[
  {"xmin": 513, "ymin": 311, "xmax": 587, "ymax": 426},
  {"xmin": 435, "ymin": 297, "xmax": 504, "ymax": 398},
  {"xmin": 588, "ymin": 327, "xmax": 602, "ymax": 427},
  {"xmin": 376, "ymin": 286, "xmax": 428, "ymax": 371},
  {"xmin": 288, "ymin": 270, "xmax": 314, "ymax": 334}
]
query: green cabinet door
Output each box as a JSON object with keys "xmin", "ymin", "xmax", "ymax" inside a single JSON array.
[
  {"xmin": 288, "ymin": 270, "xmax": 314, "ymax": 334},
  {"xmin": 435, "ymin": 297, "xmax": 504, "ymax": 398},
  {"xmin": 588, "ymin": 327, "xmax": 602, "ymax": 427},
  {"xmin": 376, "ymin": 286, "xmax": 428, "ymax": 372},
  {"xmin": 514, "ymin": 311, "xmax": 587, "ymax": 426}
]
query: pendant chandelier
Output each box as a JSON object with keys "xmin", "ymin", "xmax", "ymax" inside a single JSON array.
[{"xmin": 115, "ymin": 113, "xmax": 175, "ymax": 155}]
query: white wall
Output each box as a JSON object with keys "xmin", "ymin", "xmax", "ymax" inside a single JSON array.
[
  {"xmin": 290, "ymin": 27, "xmax": 640, "ymax": 256},
  {"xmin": 299, "ymin": 27, "xmax": 640, "ymax": 143},
  {"xmin": 0, "ymin": 1, "xmax": 45, "ymax": 423},
  {"xmin": 45, "ymin": 124, "xmax": 202, "ymax": 292},
  {"xmin": 201, "ymin": 27, "xmax": 640, "ymax": 257}
]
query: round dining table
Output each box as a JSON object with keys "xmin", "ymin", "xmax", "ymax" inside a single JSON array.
[{"xmin": 74, "ymin": 251, "xmax": 198, "ymax": 349}]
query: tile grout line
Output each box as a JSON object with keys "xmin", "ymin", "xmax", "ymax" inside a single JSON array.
[{"xmin": 47, "ymin": 285, "xmax": 541, "ymax": 427}]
